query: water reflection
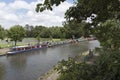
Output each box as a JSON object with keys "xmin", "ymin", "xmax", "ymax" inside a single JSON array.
[
  {"xmin": 0, "ymin": 62, "xmax": 5, "ymax": 80},
  {"xmin": 7, "ymin": 54, "xmax": 27, "ymax": 69}
]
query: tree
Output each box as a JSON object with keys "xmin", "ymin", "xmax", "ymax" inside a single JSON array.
[
  {"xmin": 36, "ymin": 0, "xmax": 120, "ymax": 22},
  {"xmin": 36, "ymin": 34, "xmax": 41, "ymax": 44},
  {"xmin": 0, "ymin": 25, "xmax": 5, "ymax": 40},
  {"xmin": 36, "ymin": 0, "xmax": 66, "ymax": 12},
  {"xmin": 24, "ymin": 24, "xmax": 34, "ymax": 37},
  {"xmin": 64, "ymin": 21, "xmax": 90, "ymax": 38},
  {"xmin": 48, "ymin": 27, "xmax": 64, "ymax": 38},
  {"xmin": 8, "ymin": 25, "xmax": 25, "ymax": 46},
  {"xmin": 60, "ymin": 27, "xmax": 66, "ymax": 39},
  {"xmin": 40, "ymin": 28, "xmax": 51, "ymax": 38},
  {"xmin": 65, "ymin": 0, "xmax": 120, "ymax": 22},
  {"xmin": 94, "ymin": 19, "xmax": 120, "ymax": 50},
  {"xmin": 36, "ymin": 0, "xmax": 120, "ymax": 49},
  {"xmin": 32, "ymin": 25, "xmax": 46, "ymax": 38}
]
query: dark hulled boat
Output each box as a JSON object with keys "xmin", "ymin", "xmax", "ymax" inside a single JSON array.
[{"xmin": 6, "ymin": 44, "xmax": 48, "ymax": 55}]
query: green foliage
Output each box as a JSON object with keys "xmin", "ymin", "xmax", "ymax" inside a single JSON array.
[
  {"xmin": 8, "ymin": 25, "xmax": 25, "ymax": 46},
  {"xmin": 56, "ymin": 57, "xmax": 96, "ymax": 80},
  {"xmin": 48, "ymin": 27, "xmax": 64, "ymax": 38},
  {"xmin": 94, "ymin": 50, "xmax": 120, "ymax": 80},
  {"xmin": 0, "ymin": 25, "xmax": 5, "ymax": 40},
  {"xmin": 56, "ymin": 50, "xmax": 120, "ymax": 80},
  {"xmin": 36, "ymin": 34, "xmax": 41, "ymax": 44},
  {"xmin": 37, "ymin": 0, "xmax": 120, "ymax": 42},
  {"xmin": 94, "ymin": 19, "xmax": 120, "ymax": 50},
  {"xmin": 64, "ymin": 0, "xmax": 120, "ymax": 50},
  {"xmin": 32, "ymin": 25, "xmax": 46, "ymax": 38},
  {"xmin": 30, "ymin": 25, "xmax": 67, "ymax": 38},
  {"xmin": 65, "ymin": 0, "xmax": 120, "ymax": 23},
  {"xmin": 24, "ymin": 24, "xmax": 34, "ymax": 37},
  {"xmin": 36, "ymin": 0, "xmax": 66, "ymax": 12},
  {"xmin": 64, "ymin": 21, "xmax": 90, "ymax": 38}
]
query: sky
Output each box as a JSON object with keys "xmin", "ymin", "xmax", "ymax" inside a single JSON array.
[{"xmin": 0, "ymin": 0, "xmax": 73, "ymax": 29}]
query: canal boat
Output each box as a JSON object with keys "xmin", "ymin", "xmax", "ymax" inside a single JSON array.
[
  {"xmin": 6, "ymin": 44, "xmax": 48, "ymax": 55},
  {"xmin": 47, "ymin": 40, "xmax": 71, "ymax": 47}
]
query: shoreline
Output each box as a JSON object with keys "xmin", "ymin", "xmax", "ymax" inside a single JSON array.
[
  {"xmin": 0, "ymin": 48, "xmax": 10, "ymax": 56},
  {"xmin": 38, "ymin": 68, "xmax": 59, "ymax": 80},
  {"xmin": 38, "ymin": 51, "xmax": 89, "ymax": 80}
]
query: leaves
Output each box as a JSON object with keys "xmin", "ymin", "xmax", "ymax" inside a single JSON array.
[
  {"xmin": 36, "ymin": 0, "xmax": 66, "ymax": 12},
  {"xmin": 0, "ymin": 25, "xmax": 5, "ymax": 40},
  {"xmin": 35, "ymin": 3, "xmax": 42, "ymax": 12},
  {"xmin": 56, "ymin": 50, "xmax": 120, "ymax": 80},
  {"xmin": 8, "ymin": 25, "xmax": 25, "ymax": 46},
  {"xmin": 94, "ymin": 19, "xmax": 120, "ymax": 50}
]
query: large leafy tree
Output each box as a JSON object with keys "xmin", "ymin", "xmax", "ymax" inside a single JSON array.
[
  {"xmin": 36, "ymin": 0, "xmax": 120, "ymax": 49},
  {"xmin": 36, "ymin": 33, "xmax": 41, "ymax": 44},
  {"xmin": 36, "ymin": 0, "xmax": 66, "ymax": 12},
  {"xmin": 48, "ymin": 27, "xmax": 64, "ymax": 38},
  {"xmin": 36, "ymin": 0, "xmax": 120, "ymax": 20},
  {"xmin": 24, "ymin": 24, "xmax": 34, "ymax": 37},
  {"xmin": 94, "ymin": 19, "xmax": 120, "ymax": 50},
  {"xmin": 8, "ymin": 25, "xmax": 25, "ymax": 46},
  {"xmin": 32, "ymin": 25, "xmax": 46, "ymax": 38},
  {"xmin": 65, "ymin": 0, "xmax": 120, "ymax": 22},
  {"xmin": 64, "ymin": 21, "xmax": 91, "ymax": 38}
]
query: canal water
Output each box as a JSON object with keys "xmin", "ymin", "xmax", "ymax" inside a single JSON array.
[{"xmin": 0, "ymin": 40, "xmax": 100, "ymax": 80}]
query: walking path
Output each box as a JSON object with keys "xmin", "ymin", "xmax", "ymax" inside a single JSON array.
[
  {"xmin": 38, "ymin": 69, "xmax": 59, "ymax": 80},
  {"xmin": 0, "ymin": 48, "xmax": 10, "ymax": 56}
]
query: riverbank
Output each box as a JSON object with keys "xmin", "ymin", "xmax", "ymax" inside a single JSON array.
[
  {"xmin": 38, "ymin": 51, "xmax": 90, "ymax": 80},
  {"xmin": 38, "ymin": 68, "xmax": 59, "ymax": 80},
  {"xmin": 0, "ymin": 48, "xmax": 10, "ymax": 56}
]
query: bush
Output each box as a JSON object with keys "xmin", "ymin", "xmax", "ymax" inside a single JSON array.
[{"xmin": 56, "ymin": 50, "xmax": 120, "ymax": 80}]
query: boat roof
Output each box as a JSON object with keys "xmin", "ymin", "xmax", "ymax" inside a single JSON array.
[{"xmin": 13, "ymin": 45, "xmax": 29, "ymax": 48}]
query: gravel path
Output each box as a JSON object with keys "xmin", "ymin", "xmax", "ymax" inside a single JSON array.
[
  {"xmin": 38, "ymin": 69, "xmax": 59, "ymax": 80},
  {"xmin": 0, "ymin": 48, "xmax": 10, "ymax": 55}
]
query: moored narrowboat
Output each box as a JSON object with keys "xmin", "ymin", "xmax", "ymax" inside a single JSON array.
[{"xmin": 6, "ymin": 44, "xmax": 47, "ymax": 55}]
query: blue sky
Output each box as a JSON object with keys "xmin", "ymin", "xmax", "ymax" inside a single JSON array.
[
  {"xmin": 0, "ymin": 0, "xmax": 73, "ymax": 29},
  {"xmin": 1, "ymin": 0, "xmax": 74, "ymax": 3},
  {"xmin": 0, "ymin": 0, "xmax": 38, "ymax": 3}
]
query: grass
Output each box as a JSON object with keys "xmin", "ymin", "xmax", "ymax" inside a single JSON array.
[
  {"xmin": 0, "ymin": 44, "xmax": 9, "ymax": 48},
  {"xmin": 0, "ymin": 38, "xmax": 65, "ymax": 48}
]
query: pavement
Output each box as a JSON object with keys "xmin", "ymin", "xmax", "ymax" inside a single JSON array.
[{"xmin": 0, "ymin": 48, "xmax": 10, "ymax": 56}]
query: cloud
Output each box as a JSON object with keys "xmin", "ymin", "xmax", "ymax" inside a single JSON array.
[
  {"xmin": 0, "ymin": 0, "xmax": 73, "ymax": 29},
  {"xmin": 9, "ymin": 0, "xmax": 30, "ymax": 10}
]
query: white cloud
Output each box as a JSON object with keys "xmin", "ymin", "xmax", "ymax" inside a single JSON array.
[
  {"xmin": 4, "ymin": 14, "xmax": 19, "ymax": 21},
  {"xmin": 53, "ymin": 2, "xmax": 72, "ymax": 16},
  {"xmin": 0, "ymin": 2, "xmax": 6, "ymax": 8},
  {"xmin": 9, "ymin": 0, "xmax": 30, "ymax": 10},
  {"xmin": 0, "ymin": 0, "xmax": 73, "ymax": 29}
]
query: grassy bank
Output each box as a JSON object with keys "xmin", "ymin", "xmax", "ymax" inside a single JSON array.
[
  {"xmin": 0, "ymin": 38, "xmax": 63, "ymax": 48},
  {"xmin": 0, "ymin": 38, "xmax": 64, "ymax": 55}
]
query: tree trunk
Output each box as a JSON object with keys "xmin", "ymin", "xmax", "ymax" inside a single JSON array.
[{"xmin": 15, "ymin": 41, "xmax": 17, "ymax": 46}]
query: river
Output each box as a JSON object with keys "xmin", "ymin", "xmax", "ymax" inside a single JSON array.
[{"xmin": 0, "ymin": 40, "xmax": 100, "ymax": 80}]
